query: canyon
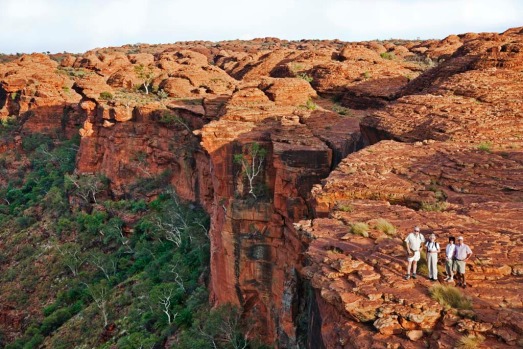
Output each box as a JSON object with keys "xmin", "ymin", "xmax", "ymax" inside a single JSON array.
[{"xmin": 0, "ymin": 27, "xmax": 522, "ymax": 348}]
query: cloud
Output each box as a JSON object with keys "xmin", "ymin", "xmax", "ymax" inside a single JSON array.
[
  {"xmin": 72, "ymin": 0, "xmax": 151, "ymax": 48},
  {"xmin": 324, "ymin": 0, "xmax": 523, "ymax": 40},
  {"xmin": 3, "ymin": 0, "xmax": 51, "ymax": 20},
  {"xmin": 0, "ymin": 0, "xmax": 521, "ymax": 53}
]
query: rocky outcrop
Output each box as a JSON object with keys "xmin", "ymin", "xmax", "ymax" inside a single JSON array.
[
  {"xmin": 259, "ymin": 78, "xmax": 317, "ymax": 106},
  {"xmin": 300, "ymin": 140, "xmax": 523, "ymax": 348},
  {"xmin": 0, "ymin": 54, "xmax": 82, "ymax": 135},
  {"xmin": 362, "ymin": 28, "xmax": 523, "ymax": 144},
  {"xmin": 196, "ymin": 86, "xmax": 362, "ymax": 344},
  {"xmin": 66, "ymin": 44, "xmax": 362, "ymax": 343},
  {"xmin": 300, "ymin": 28, "xmax": 523, "ymax": 348},
  {"xmin": 2, "ymin": 28, "xmax": 523, "ymax": 348},
  {"xmin": 76, "ymin": 104, "xmax": 214, "ymax": 205}
]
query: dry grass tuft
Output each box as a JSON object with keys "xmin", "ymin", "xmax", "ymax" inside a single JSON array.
[
  {"xmin": 429, "ymin": 284, "xmax": 472, "ymax": 310},
  {"xmin": 335, "ymin": 203, "xmax": 353, "ymax": 213},
  {"xmin": 375, "ymin": 218, "xmax": 396, "ymax": 236},
  {"xmin": 421, "ymin": 201, "xmax": 448, "ymax": 212},
  {"xmin": 456, "ymin": 334, "xmax": 485, "ymax": 349},
  {"xmin": 350, "ymin": 222, "xmax": 369, "ymax": 238}
]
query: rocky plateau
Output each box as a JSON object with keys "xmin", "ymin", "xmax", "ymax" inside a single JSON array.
[{"xmin": 0, "ymin": 27, "xmax": 522, "ymax": 348}]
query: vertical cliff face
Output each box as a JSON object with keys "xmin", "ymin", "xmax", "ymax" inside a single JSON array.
[
  {"xmin": 69, "ymin": 52, "xmax": 365, "ymax": 343},
  {"xmin": 4, "ymin": 30, "xmax": 521, "ymax": 348},
  {"xmin": 75, "ymin": 101, "xmax": 214, "ymax": 207},
  {"xmin": 195, "ymin": 79, "xmax": 364, "ymax": 344},
  {"xmin": 72, "ymin": 83, "xmax": 362, "ymax": 345}
]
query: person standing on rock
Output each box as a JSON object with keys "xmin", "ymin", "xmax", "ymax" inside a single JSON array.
[
  {"xmin": 425, "ymin": 234, "xmax": 441, "ymax": 281},
  {"xmin": 444, "ymin": 236, "xmax": 456, "ymax": 282},
  {"xmin": 453, "ymin": 236, "xmax": 473, "ymax": 288},
  {"xmin": 404, "ymin": 226, "xmax": 425, "ymax": 280}
]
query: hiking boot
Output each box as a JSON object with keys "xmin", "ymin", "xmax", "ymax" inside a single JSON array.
[
  {"xmin": 404, "ymin": 274, "xmax": 410, "ymax": 280},
  {"xmin": 412, "ymin": 273, "xmax": 417, "ymax": 279}
]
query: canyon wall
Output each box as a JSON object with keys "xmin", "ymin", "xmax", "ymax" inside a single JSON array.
[{"xmin": 1, "ymin": 28, "xmax": 522, "ymax": 347}]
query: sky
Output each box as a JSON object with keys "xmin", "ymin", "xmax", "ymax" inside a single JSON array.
[{"xmin": 0, "ymin": 0, "xmax": 521, "ymax": 54}]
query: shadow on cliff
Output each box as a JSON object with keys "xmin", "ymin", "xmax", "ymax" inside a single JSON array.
[
  {"xmin": 4, "ymin": 103, "xmax": 83, "ymax": 139},
  {"xmin": 202, "ymin": 113, "xmax": 366, "ymax": 347}
]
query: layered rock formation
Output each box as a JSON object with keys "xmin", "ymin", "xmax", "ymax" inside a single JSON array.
[
  {"xmin": 0, "ymin": 54, "xmax": 82, "ymax": 135},
  {"xmin": 300, "ymin": 27, "xmax": 523, "ymax": 348},
  {"xmin": 1, "ymin": 27, "xmax": 522, "ymax": 348}
]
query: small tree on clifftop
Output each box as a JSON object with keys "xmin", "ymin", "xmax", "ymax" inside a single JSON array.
[
  {"xmin": 234, "ymin": 142, "xmax": 267, "ymax": 199},
  {"xmin": 134, "ymin": 64, "xmax": 155, "ymax": 94}
]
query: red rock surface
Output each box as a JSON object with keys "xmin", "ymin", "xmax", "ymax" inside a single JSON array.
[
  {"xmin": 1, "ymin": 27, "xmax": 522, "ymax": 348},
  {"xmin": 301, "ymin": 140, "xmax": 523, "ymax": 348},
  {"xmin": 196, "ymin": 92, "xmax": 361, "ymax": 345},
  {"xmin": 300, "ymin": 27, "xmax": 523, "ymax": 348},
  {"xmin": 362, "ymin": 28, "xmax": 523, "ymax": 144},
  {"xmin": 0, "ymin": 54, "xmax": 82, "ymax": 134}
]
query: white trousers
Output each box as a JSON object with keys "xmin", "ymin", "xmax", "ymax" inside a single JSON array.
[{"xmin": 427, "ymin": 253, "xmax": 438, "ymax": 279}]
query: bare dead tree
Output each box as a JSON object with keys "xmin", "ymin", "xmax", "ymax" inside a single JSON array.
[
  {"xmin": 154, "ymin": 198, "xmax": 191, "ymax": 247},
  {"xmin": 155, "ymin": 216, "xmax": 184, "ymax": 247},
  {"xmin": 196, "ymin": 325, "xmax": 219, "ymax": 349},
  {"xmin": 84, "ymin": 282, "xmax": 109, "ymax": 328},
  {"xmin": 233, "ymin": 143, "xmax": 267, "ymax": 199},
  {"xmin": 195, "ymin": 220, "xmax": 209, "ymax": 238},
  {"xmin": 89, "ymin": 252, "xmax": 117, "ymax": 280},
  {"xmin": 220, "ymin": 313, "xmax": 248, "ymax": 349},
  {"xmin": 65, "ymin": 173, "xmax": 105, "ymax": 204},
  {"xmin": 158, "ymin": 288, "xmax": 177, "ymax": 324},
  {"xmin": 130, "ymin": 151, "xmax": 153, "ymax": 178},
  {"xmin": 56, "ymin": 243, "xmax": 86, "ymax": 277},
  {"xmin": 168, "ymin": 263, "xmax": 186, "ymax": 292},
  {"xmin": 114, "ymin": 224, "xmax": 133, "ymax": 254}
]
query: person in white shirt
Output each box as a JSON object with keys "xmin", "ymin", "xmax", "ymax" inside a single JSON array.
[
  {"xmin": 453, "ymin": 236, "xmax": 473, "ymax": 288},
  {"xmin": 404, "ymin": 226, "xmax": 425, "ymax": 280},
  {"xmin": 444, "ymin": 236, "xmax": 456, "ymax": 282},
  {"xmin": 425, "ymin": 233, "xmax": 441, "ymax": 281}
]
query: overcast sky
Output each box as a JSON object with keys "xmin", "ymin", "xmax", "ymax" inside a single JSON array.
[{"xmin": 0, "ymin": 0, "xmax": 521, "ymax": 54}]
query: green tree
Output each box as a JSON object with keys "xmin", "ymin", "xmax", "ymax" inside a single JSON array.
[
  {"xmin": 56, "ymin": 242, "xmax": 86, "ymax": 277},
  {"xmin": 134, "ymin": 64, "xmax": 155, "ymax": 94},
  {"xmin": 43, "ymin": 186, "xmax": 68, "ymax": 216},
  {"xmin": 153, "ymin": 191, "xmax": 208, "ymax": 247},
  {"xmin": 178, "ymin": 304, "xmax": 248, "ymax": 349},
  {"xmin": 89, "ymin": 252, "xmax": 117, "ymax": 280},
  {"xmin": 151, "ymin": 283, "xmax": 178, "ymax": 325},
  {"xmin": 116, "ymin": 332, "xmax": 159, "ymax": 349},
  {"xmin": 65, "ymin": 173, "xmax": 106, "ymax": 204}
]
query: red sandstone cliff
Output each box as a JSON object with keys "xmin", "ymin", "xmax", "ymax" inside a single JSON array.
[{"xmin": 1, "ymin": 28, "xmax": 522, "ymax": 348}]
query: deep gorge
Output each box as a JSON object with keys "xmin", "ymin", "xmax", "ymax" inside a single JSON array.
[{"xmin": 1, "ymin": 28, "xmax": 522, "ymax": 348}]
